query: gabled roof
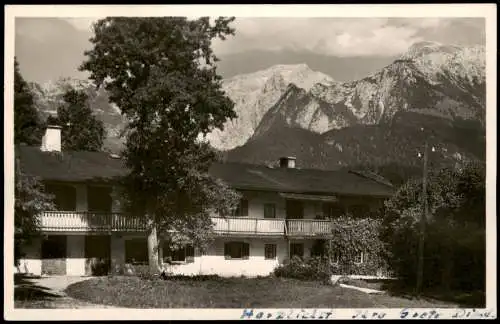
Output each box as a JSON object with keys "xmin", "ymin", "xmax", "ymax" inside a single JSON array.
[{"xmin": 15, "ymin": 145, "xmax": 394, "ymax": 197}]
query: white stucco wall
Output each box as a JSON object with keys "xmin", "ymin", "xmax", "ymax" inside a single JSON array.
[
  {"xmin": 66, "ymin": 235, "xmax": 85, "ymax": 275},
  {"xmin": 30, "ymin": 186, "xmax": 350, "ymax": 277},
  {"xmin": 241, "ymin": 191, "xmax": 321, "ymax": 220},
  {"xmin": 245, "ymin": 191, "xmax": 287, "ymax": 219},
  {"xmin": 165, "ymin": 237, "xmax": 317, "ymax": 277}
]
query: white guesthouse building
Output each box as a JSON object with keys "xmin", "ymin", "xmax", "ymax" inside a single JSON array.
[{"xmin": 15, "ymin": 126, "xmax": 394, "ymax": 277}]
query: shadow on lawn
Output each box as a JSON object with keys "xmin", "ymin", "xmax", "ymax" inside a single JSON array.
[
  {"xmin": 14, "ymin": 274, "xmax": 62, "ymax": 301},
  {"xmin": 378, "ymin": 279, "xmax": 485, "ymax": 308}
]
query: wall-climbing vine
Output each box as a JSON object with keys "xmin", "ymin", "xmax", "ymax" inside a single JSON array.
[{"xmin": 327, "ymin": 215, "xmax": 389, "ymax": 276}]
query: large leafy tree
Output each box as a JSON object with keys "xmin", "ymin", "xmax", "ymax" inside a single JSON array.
[
  {"xmin": 47, "ymin": 86, "xmax": 105, "ymax": 151},
  {"xmin": 14, "ymin": 57, "xmax": 44, "ymax": 145},
  {"xmin": 381, "ymin": 161, "xmax": 486, "ymax": 293},
  {"xmin": 80, "ymin": 17, "xmax": 240, "ymax": 273}
]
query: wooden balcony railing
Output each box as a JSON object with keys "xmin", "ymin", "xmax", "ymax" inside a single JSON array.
[
  {"xmin": 40, "ymin": 212, "xmax": 334, "ymax": 237},
  {"xmin": 286, "ymin": 219, "xmax": 333, "ymax": 237},
  {"xmin": 212, "ymin": 217, "xmax": 286, "ymax": 236},
  {"xmin": 40, "ymin": 211, "xmax": 147, "ymax": 232}
]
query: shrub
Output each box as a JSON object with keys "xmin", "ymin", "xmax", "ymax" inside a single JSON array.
[
  {"xmin": 273, "ymin": 256, "xmax": 331, "ymax": 282},
  {"xmin": 162, "ymin": 274, "xmax": 221, "ymax": 281}
]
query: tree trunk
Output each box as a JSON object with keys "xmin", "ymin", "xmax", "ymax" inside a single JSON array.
[
  {"xmin": 158, "ymin": 237, "xmax": 164, "ymax": 269},
  {"xmin": 147, "ymin": 222, "xmax": 161, "ymax": 274}
]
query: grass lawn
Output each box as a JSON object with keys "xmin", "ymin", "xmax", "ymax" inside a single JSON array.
[
  {"xmin": 64, "ymin": 275, "xmax": 458, "ymax": 308},
  {"xmin": 340, "ymin": 278, "xmax": 485, "ymax": 308}
]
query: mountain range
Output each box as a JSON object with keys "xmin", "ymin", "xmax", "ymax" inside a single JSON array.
[
  {"xmin": 30, "ymin": 41, "xmax": 486, "ymax": 184},
  {"xmin": 223, "ymin": 41, "xmax": 486, "ymax": 183},
  {"xmin": 247, "ymin": 41, "xmax": 485, "ymax": 143}
]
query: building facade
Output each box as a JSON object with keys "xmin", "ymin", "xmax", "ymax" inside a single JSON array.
[{"xmin": 15, "ymin": 126, "xmax": 394, "ymax": 277}]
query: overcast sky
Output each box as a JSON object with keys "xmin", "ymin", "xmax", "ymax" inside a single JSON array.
[{"xmin": 15, "ymin": 17, "xmax": 485, "ymax": 84}]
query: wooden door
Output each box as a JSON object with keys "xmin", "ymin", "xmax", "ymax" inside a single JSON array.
[{"xmin": 85, "ymin": 235, "xmax": 111, "ymax": 275}]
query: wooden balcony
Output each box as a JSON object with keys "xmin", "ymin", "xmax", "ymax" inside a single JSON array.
[
  {"xmin": 212, "ymin": 217, "xmax": 286, "ymax": 236},
  {"xmin": 286, "ymin": 219, "xmax": 333, "ymax": 237},
  {"xmin": 40, "ymin": 212, "xmax": 333, "ymax": 237},
  {"xmin": 40, "ymin": 211, "xmax": 147, "ymax": 232}
]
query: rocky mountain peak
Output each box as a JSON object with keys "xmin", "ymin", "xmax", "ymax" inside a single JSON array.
[
  {"xmin": 250, "ymin": 41, "xmax": 485, "ymax": 141},
  {"xmin": 205, "ymin": 64, "xmax": 335, "ymax": 150},
  {"xmin": 263, "ymin": 72, "xmax": 287, "ymax": 93},
  {"xmin": 401, "ymin": 41, "xmax": 462, "ymax": 60}
]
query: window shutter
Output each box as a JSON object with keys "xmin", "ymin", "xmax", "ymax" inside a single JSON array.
[
  {"xmin": 186, "ymin": 245, "xmax": 195, "ymax": 263},
  {"xmin": 241, "ymin": 199, "xmax": 248, "ymax": 216},
  {"xmin": 224, "ymin": 243, "xmax": 231, "ymax": 260},
  {"xmin": 242, "ymin": 243, "xmax": 250, "ymax": 259}
]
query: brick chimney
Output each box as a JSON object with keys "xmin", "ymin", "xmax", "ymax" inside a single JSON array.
[
  {"xmin": 40, "ymin": 125, "xmax": 62, "ymax": 152},
  {"xmin": 279, "ymin": 156, "xmax": 296, "ymax": 169}
]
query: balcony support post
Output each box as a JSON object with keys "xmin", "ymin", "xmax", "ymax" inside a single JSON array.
[{"xmin": 287, "ymin": 234, "xmax": 291, "ymax": 260}]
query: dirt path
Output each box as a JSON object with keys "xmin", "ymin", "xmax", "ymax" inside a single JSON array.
[{"xmin": 15, "ymin": 275, "xmax": 120, "ymax": 309}]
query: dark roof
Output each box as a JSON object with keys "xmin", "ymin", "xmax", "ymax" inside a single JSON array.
[
  {"xmin": 15, "ymin": 145, "xmax": 127, "ymax": 183},
  {"xmin": 15, "ymin": 145, "xmax": 394, "ymax": 197},
  {"xmin": 208, "ymin": 162, "xmax": 394, "ymax": 197}
]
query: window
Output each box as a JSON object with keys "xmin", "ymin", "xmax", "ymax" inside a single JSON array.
[
  {"xmin": 354, "ymin": 251, "xmax": 366, "ymax": 264},
  {"xmin": 232, "ymin": 199, "xmax": 249, "ymax": 217},
  {"xmin": 224, "ymin": 242, "xmax": 250, "ymax": 260},
  {"xmin": 290, "ymin": 243, "xmax": 304, "ymax": 258},
  {"xmin": 331, "ymin": 251, "xmax": 341, "ymax": 264},
  {"xmin": 164, "ymin": 244, "xmax": 195, "ymax": 263},
  {"xmin": 264, "ymin": 203, "xmax": 276, "ymax": 219},
  {"xmin": 264, "ymin": 244, "xmax": 277, "ymax": 259},
  {"xmin": 362, "ymin": 252, "xmax": 368, "ymax": 264},
  {"xmin": 349, "ymin": 205, "xmax": 370, "ymax": 218},
  {"xmin": 87, "ymin": 185, "xmax": 113, "ymax": 213},
  {"xmin": 45, "ymin": 184, "xmax": 77, "ymax": 211},
  {"xmin": 125, "ymin": 238, "xmax": 148, "ymax": 264},
  {"xmin": 286, "ymin": 200, "xmax": 304, "ymax": 219},
  {"xmin": 41, "ymin": 235, "xmax": 67, "ymax": 259},
  {"xmin": 311, "ymin": 240, "xmax": 326, "ymax": 257},
  {"xmin": 322, "ymin": 203, "xmax": 344, "ymax": 219}
]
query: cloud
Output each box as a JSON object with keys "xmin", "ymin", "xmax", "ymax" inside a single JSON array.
[
  {"xmin": 62, "ymin": 17, "xmax": 485, "ymax": 58},
  {"xmin": 64, "ymin": 17, "xmax": 484, "ymax": 57},
  {"xmin": 211, "ymin": 17, "xmax": 484, "ymax": 57}
]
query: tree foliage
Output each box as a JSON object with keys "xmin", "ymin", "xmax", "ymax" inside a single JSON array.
[
  {"xmin": 14, "ymin": 57, "xmax": 44, "ymax": 145},
  {"xmin": 47, "ymin": 86, "xmax": 105, "ymax": 151},
  {"xmin": 381, "ymin": 161, "xmax": 486, "ymax": 292},
  {"xmin": 80, "ymin": 17, "xmax": 240, "ymax": 272},
  {"xmin": 14, "ymin": 159, "xmax": 55, "ymax": 264}
]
